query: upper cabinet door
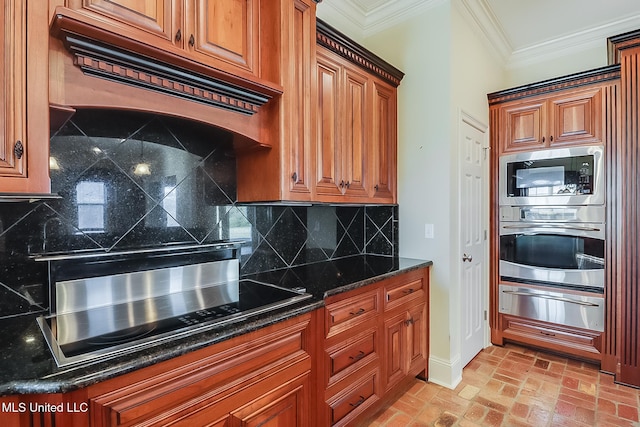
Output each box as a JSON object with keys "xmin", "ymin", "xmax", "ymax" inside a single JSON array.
[
  {"xmin": 342, "ymin": 64, "xmax": 370, "ymax": 199},
  {"xmin": 371, "ymin": 79, "xmax": 397, "ymax": 202},
  {"xmin": 0, "ymin": 0, "xmax": 26, "ymax": 180},
  {"xmin": 315, "ymin": 51, "xmax": 343, "ymax": 197},
  {"xmin": 549, "ymin": 87, "xmax": 603, "ymax": 147},
  {"xmin": 66, "ymin": 0, "xmax": 178, "ymax": 43},
  {"xmin": 191, "ymin": 0, "xmax": 259, "ymax": 76},
  {"xmin": 499, "ymin": 99, "xmax": 546, "ymax": 153}
]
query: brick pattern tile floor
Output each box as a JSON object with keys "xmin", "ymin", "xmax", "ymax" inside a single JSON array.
[{"xmin": 360, "ymin": 344, "xmax": 640, "ymax": 427}]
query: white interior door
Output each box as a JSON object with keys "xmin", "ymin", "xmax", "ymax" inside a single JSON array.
[{"xmin": 459, "ymin": 112, "xmax": 488, "ymax": 368}]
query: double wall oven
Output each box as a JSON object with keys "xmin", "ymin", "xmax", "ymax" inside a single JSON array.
[{"xmin": 497, "ymin": 146, "xmax": 605, "ymax": 332}]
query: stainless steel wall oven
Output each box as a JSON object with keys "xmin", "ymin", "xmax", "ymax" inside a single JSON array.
[
  {"xmin": 499, "ymin": 206, "xmax": 605, "ymax": 292},
  {"xmin": 497, "ymin": 205, "xmax": 605, "ymax": 333}
]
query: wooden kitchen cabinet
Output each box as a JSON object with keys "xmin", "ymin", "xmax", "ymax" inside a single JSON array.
[
  {"xmin": 370, "ymin": 78, "xmax": 397, "ymax": 203},
  {"xmin": 60, "ymin": 0, "xmax": 266, "ymax": 83},
  {"xmin": 0, "ymin": 0, "xmax": 51, "ymax": 193},
  {"xmin": 315, "ymin": 46, "xmax": 399, "ymax": 203},
  {"xmin": 238, "ymin": 18, "xmax": 403, "ymax": 203},
  {"xmin": 487, "ymin": 66, "xmax": 621, "ymax": 366},
  {"xmin": 319, "ymin": 267, "xmax": 429, "ymax": 426},
  {"xmin": 83, "ymin": 313, "xmax": 315, "ymax": 427},
  {"xmin": 497, "ymin": 85, "xmax": 604, "ymax": 154},
  {"xmin": 316, "ymin": 49, "xmax": 371, "ymax": 201}
]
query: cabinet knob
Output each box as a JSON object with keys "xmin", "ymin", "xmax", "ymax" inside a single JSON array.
[
  {"xmin": 291, "ymin": 172, "xmax": 298, "ymax": 183},
  {"xmin": 339, "ymin": 180, "xmax": 345, "ymax": 188},
  {"xmin": 374, "ymin": 184, "xmax": 379, "ymax": 191},
  {"xmin": 405, "ymin": 318, "xmax": 415, "ymax": 326},
  {"xmin": 550, "ymin": 135, "xmax": 554, "ymax": 142},
  {"xmin": 175, "ymin": 29, "xmax": 182, "ymax": 42},
  {"xmin": 189, "ymin": 34, "xmax": 195, "ymax": 47},
  {"xmin": 345, "ymin": 181, "xmax": 351, "ymax": 189},
  {"xmin": 542, "ymin": 136, "xmax": 546, "ymax": 143},
  {"xmin": 14, "ymin": 140, "xmax": 24, "ymax": 160}
]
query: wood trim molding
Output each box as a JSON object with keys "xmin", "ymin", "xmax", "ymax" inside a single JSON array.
[
  {"xmin": 316, "ymin": 19, "xmax": 404, "ymax": 87},
  {"xmin": 51, "ymin": 12, "xmax": 280, "ymax": 116},
  {"xmin": 607, "ymin": 29, "xmax": 640, "ymax": 65},
  {"xmin": 487, "ymin": 65, "xmax": 621, "ymax": 105}
]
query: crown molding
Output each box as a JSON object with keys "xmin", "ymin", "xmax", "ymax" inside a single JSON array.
[
  {"xmin": 454, "ymin": 0, "xmax": 511, "ymax": 64},
  {"xmin": 507, "ymin": 14, "xmax": 640, "ymax": 69},
  {"xmin": 318, "ymin": 0, "xmax": 448, "ymax": 39}
]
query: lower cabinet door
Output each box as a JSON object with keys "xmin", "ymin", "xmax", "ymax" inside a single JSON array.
[
  {"xmin": 230, "ymin": 374, "xmax": 309, "ymax": 427},
  {"xmin": 383, "ymin": 312, "xmax": 406, "ymax": 390}
]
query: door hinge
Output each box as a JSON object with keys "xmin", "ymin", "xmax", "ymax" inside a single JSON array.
[
  {"xmin": 484, "ymin": 310, "xmax": 487, "ymax": 321},
  {"xmin": 484, "ymin": 230, "xmax": 487, "ymax": 241}
]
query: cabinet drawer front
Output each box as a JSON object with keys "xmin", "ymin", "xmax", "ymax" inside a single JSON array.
[
  {"xmin": 502, "ymin": 314, "xmax": 602, "ymax": 360},
  {"xmin": 328, "ymin": 331, "xmax": 376, "ymax": 378},
  {"xmin": 329, "ymin": 372, "xmax": 377, "ymax": 425},
  {"xmin": 326, "ymin": 291, "xmax": 379, "ymax": 337},
  {"xmin": 384, "ymin": 278, "xmax": 424, "ymax": 310}
]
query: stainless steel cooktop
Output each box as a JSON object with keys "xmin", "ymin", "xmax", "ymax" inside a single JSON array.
[{"xmin": 36, "ymin": 248, "xmax": 311, "ymax": 368}]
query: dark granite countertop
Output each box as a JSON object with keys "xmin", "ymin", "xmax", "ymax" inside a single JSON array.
[{"xmin": 0, "ymin": 255, "xmax": 431, "ymax": 396}]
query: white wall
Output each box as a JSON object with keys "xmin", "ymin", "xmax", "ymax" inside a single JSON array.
[
  {"xmin": 506, "ymin": 45, "xmax": 607, "ymax": 87},
  {"xmin": 364, "ymin": 2, "xmax": 457, "ymax": 386}
]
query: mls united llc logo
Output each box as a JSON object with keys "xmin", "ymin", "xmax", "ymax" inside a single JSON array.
[{"xmin": 2, "ymin": 401, "xmax": 89, "ymax": 413}]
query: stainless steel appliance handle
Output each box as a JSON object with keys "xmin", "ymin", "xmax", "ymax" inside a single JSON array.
[
  {"xmin": 501, "ymin": 224, "xmax": 601, "ymax": 232},
  {"xmin": 502, "ymin": 290, "xmax": 600, "ymax": 307}
]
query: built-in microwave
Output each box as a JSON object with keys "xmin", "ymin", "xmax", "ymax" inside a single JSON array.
[{"xmin": 499, "ymin": 145, "xmax": 604, "ymax": 206}]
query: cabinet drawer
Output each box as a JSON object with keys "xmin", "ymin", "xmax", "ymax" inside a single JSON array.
[
  {"xmin": 329, "ymin": 370, "xmax": 378, "ymax": 426},
  {"xmin": 384, "ymin": 273, "xmax": 425, "ymax": 311},
  {"xmin": 325, "ymin": 290, "xmax": 379, "ymax": 338},
  {"xmin": 328, "ymin": 330, "xmax": 377, "ymax": 380},
  {"xmin": 501, "ymin": 314, "xmax": 602, "ymax": 361}
]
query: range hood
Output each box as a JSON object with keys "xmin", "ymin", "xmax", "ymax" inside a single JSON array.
[{"xmin": 48, "ymin": 7, "xmax": 282, "ymax": 150}]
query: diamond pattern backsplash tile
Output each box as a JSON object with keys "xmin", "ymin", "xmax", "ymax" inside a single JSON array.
[{"xmin": 0, "ymin": 110, "xmax": 398, "ymax": 318}]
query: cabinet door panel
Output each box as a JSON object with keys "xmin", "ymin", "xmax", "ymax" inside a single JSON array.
[
  {"xmin": 316, "ymin": 53, "xmax": 342, "ymax": 196},
  {"xmin": 550, "ymin": 88, "xmax": 602, "ymax": 146},
  {"xmin": 342, "ymin": 66, "xmax": 369, "ymax": 198},
  {"xmin": 283, "ymin": 0, "xmax": 314, "ymax": 197},
  {"xmin": 371, "ymin": 79, "xmax": 396, "ymax": 202},
  {"xmin": 407, "ymin": 303, "xmax": 428, "ymax": 375},
  {"xmin": 67, "ymin": 0, "xmax": 176, "ymax": 42},
  {"xmin": 383, "ymin": 313, "xmax": 406, "ymax": 390},
  {"xmin": 0, "ymin": 0, "xmax": 26, "ymax": 178},
  {"xmin": 500, "ymin": 100, "xmax": 546, "ymax": 153},
  {"xmin": 193, "ymin": 0, "xmax": 259, "ymax": 74}
]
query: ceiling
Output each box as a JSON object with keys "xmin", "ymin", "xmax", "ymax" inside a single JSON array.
[{"xmin": 318, "ymin": 0, "xmax": 640, "ymax": 67}]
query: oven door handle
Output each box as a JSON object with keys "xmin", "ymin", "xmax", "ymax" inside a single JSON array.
[
  {"xmin": 501, "ymin": 224, "xmax": 601, "ymax": 232},
  {"xmin": 502, "ymin": 290, "xmax": 601, "ymax": 307}
]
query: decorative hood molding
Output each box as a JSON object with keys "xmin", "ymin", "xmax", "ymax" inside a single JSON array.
[{"xmin": 50, "ymin": 12, "xmax": 281, "ymax": 117}]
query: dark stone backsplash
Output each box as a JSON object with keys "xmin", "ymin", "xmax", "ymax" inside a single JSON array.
[{"xmin": 0, "ymin": 110, "xmax": 398, "ymax": 319}]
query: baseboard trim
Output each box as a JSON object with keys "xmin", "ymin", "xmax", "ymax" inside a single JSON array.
[{"xmin": 427, "ymin": 354, "xmax": 462, "ymax": 389}]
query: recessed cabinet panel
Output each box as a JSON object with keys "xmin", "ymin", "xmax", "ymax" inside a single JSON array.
[{"xmin": 66, "ymin": 0, "xmax": 176, "ymax": 42}]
